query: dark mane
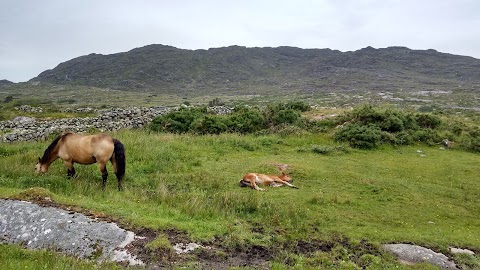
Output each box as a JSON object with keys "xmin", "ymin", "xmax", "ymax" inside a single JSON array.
[{"xmin": 40, "ymin": 133, "xmax": 69, "ymax": 163}]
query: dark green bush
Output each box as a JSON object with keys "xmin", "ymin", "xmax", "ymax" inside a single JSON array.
[
  {"xmin": 380, "ymin": 110, "xmax": 406, "ymax": 132},
  {"xmin": 447, "ymin": 121, "xmax": 466, "ymax": 136},
  {"xmin": 194, "ymin": 115, "xmax": 229, "ymax": 135},
  {"xmin": 350, "ymin": 105, "xmax": 384, "ymax": 125},
  {"xmin": 150, "ymin": 103, "xmax": 305, "ymax": 135},
  {"xmin": 264, "ymin": 102, "xmax": 306, "ymax": 126},
  {"xmin": 229, "ymin": 106, "xmax": 266, "ymax": 133},
  {"xmin": 272, "ymin": 109, "xmax": 300, "ymax": 125},
  {"xmin": 3, "ymin": 95, "xmax": 13, "ymax": 103},
  {"xmin": 460, "ymin": 128, "xmax": 480, "ymax": 152},
  {"xmin": 411, "ymin": 129, "xmax": 442, "ymax": 145},
  {"xmin": 415, "ymin": 113, "xmax": 442, "ymax": 129},
  {"xmin": 334, "ymin": 123, "xmax": 384, "ymax": 149},
  {"xmin": 332, "ymin": 105, "xmax": 449, "ymax": 148},
  {"xmin": 393, "ymin": 131, "xmax": 415, "ymax": 145},
  {"xmin": 149, "ymin": 107, "xmax": 207, "ymax": 133},
  {"xmin": 286, "ymin": 101, "xmax": 310, "ymax": 112}
]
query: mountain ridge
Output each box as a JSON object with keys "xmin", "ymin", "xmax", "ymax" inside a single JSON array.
[{"xmin": 30, "ymin": 44, "xmax": 480, "ymax": 96}]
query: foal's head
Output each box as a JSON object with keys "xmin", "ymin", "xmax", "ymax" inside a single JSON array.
[{"xmin": 276, "ymin": 163, "xmax": 293, "ymax": 183}]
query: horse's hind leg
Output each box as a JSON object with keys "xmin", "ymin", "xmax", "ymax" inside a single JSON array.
[
  {"xmin": 117, "ymin": 177, "xmax": 123, "ymax": 191},
  {"xmin": 97, "ymin": 162, "xmax": 108, "ymax": 191},
  {"xmin": 68, "ymin": 167, "xmax": 76, "ymax": 178}
]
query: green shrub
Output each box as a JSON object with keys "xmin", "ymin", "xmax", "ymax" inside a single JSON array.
[
  {"xmin": 331, "ymin": 105, "xmax": 450, "ymax": 149},
  {"xmin": 264, "ymin": 102, "xmax": 306, "ymax": 126},
  {"xmin": 447, "ymin": 121, "xmax": 466, "ymax": 136},
  {"xmin": 229, "ymin": 106, "xmax": 266, "ymax": 133},
  {"xmin": 149, "ymin": 107, "xmax": 207, "ymax": 133},
  {"xmin": 194, "ymin": 115, "xmax": 229, "ymax": 134},
  {"xmin": 380, "ymin": 110, "xmax": 406, "ymax": 132},
  {"xmin": 272, "ymin": 109, "xmax": 300, "ymax": 125},
  {"xmin": 415, "ymin": 113, "xmax": 442, "ymax": 129},
  {"xmin": 351, "ymin": 105, "xmax": 384, "ymax": 124},
  {"xmin": 149, "ymin": 103, "xmax": 304, "ymax": 135},
  {"xmin": 286, "ymin": 100, "xmax": 310, "ymax": 112},
  {"xmin": 393, "ymin": 131, "xmax": 415, "ymax": 145},
  {"xmin": 3, "ymin": 95, "xmax": 13, "ymax": 103},
  {"xmin": 411, "ymin": 129, "xmax": 442, "ymax": 145},
  {"xmin": 460, "ymin": 128, "xmax": 480, "ymax": 152},
  {"xmin": 334, "ymin": 123, "xmax": 384, "ymax": 149}
]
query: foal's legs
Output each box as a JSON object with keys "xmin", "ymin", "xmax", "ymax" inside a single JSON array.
[
  {"xmin": 97, "ymin": 162, "xmax": 108, "ymax": 191},
  {"xmin": 63, "ymin": 160, "xmax": 75, "ymax": 178},
  {"xmin": 274, "ymin": 179, "xmax": 298, "ymax": 189}
]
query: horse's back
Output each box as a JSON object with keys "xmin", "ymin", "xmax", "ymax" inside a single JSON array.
[
  {"xmin": 86, "ymin": 134, "xmax": 115, "ymax": 162},
  {"xmin": 60, "ymin": 133, "xmax": 114, "ymax": 164}
]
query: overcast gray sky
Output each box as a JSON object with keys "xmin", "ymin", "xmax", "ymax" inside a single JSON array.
[{"xmin": 1, "ymin": 0, "xmax": 479, "ymax": 82}]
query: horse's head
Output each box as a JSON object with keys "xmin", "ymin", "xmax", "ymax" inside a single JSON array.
[{"xmin": 34, "ymin": 158, "xmax": 48, "ymax": 174}]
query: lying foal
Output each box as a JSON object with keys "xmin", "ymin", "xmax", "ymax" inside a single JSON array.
[{"xmin": 239, "ymin": 164, "xmax": 298, "ymax": 191}]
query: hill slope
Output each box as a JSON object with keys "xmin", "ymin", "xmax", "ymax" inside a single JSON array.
[{"xmin": 30, "ymin": 45, "xmax": 480, "ymax": 96}]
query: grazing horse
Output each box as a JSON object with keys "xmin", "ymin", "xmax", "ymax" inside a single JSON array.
[
  {"xmin": 35, "ymin": 132, "xmax": 126, "ymax": 191},
  {"xmin": 239, "ymin": 164, "xmax": 298, "ymax": 191}
]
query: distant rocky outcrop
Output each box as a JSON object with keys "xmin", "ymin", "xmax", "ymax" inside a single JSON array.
[
  {"xmin": 29, "ymin": 45, "xmax": 480, "ymax": 96},
  {"xmin": 0, "ymin": 79, "xmax": 14, "ymax": 87}
]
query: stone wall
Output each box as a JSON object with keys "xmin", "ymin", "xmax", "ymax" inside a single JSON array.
[
  {"xmin": 0, "ymin": 107, "xmax": 171, "ymax": 142},
  {"xmin": 0, "ymin": 106, "xmax": 234, "ymax": 143}
]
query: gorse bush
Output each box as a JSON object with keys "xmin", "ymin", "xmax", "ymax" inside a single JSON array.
[
  {"xmin": 461, "ymin": 127, "xmax": 480, "ymax": 152},
  {"xmin": 148, "ymin": 103, "xmax": 480, "ymax": 152},
  {"xmin": 150, "ymin": 106, "xmax": 207, "ymax": 133},
  {"xmin": 334, "ymin": 123, "xmax": 384, "ymax": 149},
  {"xmin": 229, "ymin": 106, "xmax": 266, "ymax": 133},
  {"xmin": 264, "ymin": 101, "xmax": 307, "ymax": 126},
  {"xmin": 334, "ymin": 105, "xmax": 445, "ymax": 149},
  {"xmin": 271, "ymin": 108, "xmax": 300, "ymax": 125},
  {"xmin": 415, "ymin": 113, "xmax": 442, "ymax": 129},
  {"xmin": 149, "ymin": 101, "xmax": 309, "ymax": 135}
]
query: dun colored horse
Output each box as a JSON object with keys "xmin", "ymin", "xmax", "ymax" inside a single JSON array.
[
  {"xmin": 239, "ymin": 164, "xmax": 298, "ymax": 191},
  {"xmin": 35, "ymin": 132, "xmax": 126, "ymax": 191}
]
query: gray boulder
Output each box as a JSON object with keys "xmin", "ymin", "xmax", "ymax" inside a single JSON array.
[
  {"xmin": 383, "ymin": 243, "xmax": 458, "ymax": 269},
  {"xmin": 0, "ymin": 199, "xmax": 142, "ymax": 265}
]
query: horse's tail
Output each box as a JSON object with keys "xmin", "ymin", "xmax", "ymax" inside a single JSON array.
[{"xmin": 112, "ymin": 139, "xmax": 126, "ymax": 181}]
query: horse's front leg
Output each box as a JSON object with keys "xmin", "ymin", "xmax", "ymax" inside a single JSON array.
[
  {"xmin": 97, "ymin": 162, "xmax": 108, "ymax": 191},
  {"xmin": 63, "ymin": 160, "xmax": 75, "ymax": 178}
]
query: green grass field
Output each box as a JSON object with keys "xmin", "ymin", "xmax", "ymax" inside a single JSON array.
[{"xmin": 1, "ymin": 129, "xmax": 479, "ymax": 268}]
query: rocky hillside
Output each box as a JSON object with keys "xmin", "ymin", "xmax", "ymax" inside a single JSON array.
[
  {"xmin": 30, "ymin": 45, "xmax": 480, "ymax": 96},
  {"xmin": 0, "ymin": 80, "xmax": 14, "ymax": 87}
]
